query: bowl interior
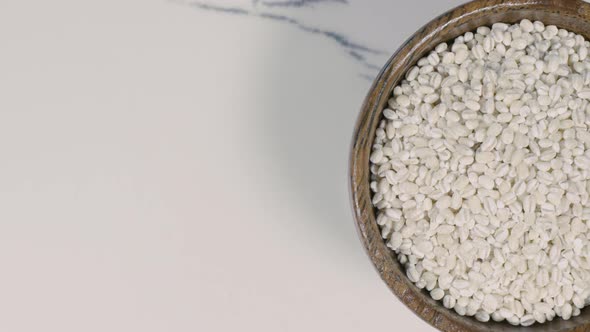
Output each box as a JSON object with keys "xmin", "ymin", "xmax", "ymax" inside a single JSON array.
[{"xmin": 351, "ymin": 0, "xmax": 590, "ymax": 331}]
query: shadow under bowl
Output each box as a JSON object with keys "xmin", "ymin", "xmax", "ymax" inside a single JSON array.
[{"xmin": 350, "ymin": 0, "xmax": 590, "ymax": 331}]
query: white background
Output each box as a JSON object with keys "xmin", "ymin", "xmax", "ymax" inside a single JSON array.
[{"xmin": 0, "ymin": 1, "xmax": 475, "ymax": 331}]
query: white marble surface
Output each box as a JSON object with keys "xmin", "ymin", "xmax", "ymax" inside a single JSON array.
[{"xmin": 0, "ymin": 1, "xmax": 468, "ymax": 331}]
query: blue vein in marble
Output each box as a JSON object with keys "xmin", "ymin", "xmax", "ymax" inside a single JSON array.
[
  {"xmin": 255, "ymin": 0, "xmax": 348, "ymax": 8},
  {"xmin": 181, "ymin": 1, "xmax": 386, "ymax": 75}
]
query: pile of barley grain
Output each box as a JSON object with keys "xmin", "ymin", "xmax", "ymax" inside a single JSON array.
[{"xmin": 370, "ymin": 19, "xmax": 590, "ymax": 326}]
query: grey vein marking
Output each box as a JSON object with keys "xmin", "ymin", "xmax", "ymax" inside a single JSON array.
[
  {"xmin": 258, "ymin": 12, "xmax": 383, "ymax": 55},
  {"xmin": 348, "ymin": 50, "xmax": 382, "ymax": 71},
  {"xmin": 179, "ymin": 1, "xmax": 386, "ymax": 75},
  {"xmin": 257, "ymin": 0, "xmax": 348, "ymax": 8},
  {"xmin": 188, "ymin": 2, "xmax": 249, "ymax": 14},
  {"xmin": 255, "ymin": 11, "xmax": 386, "ymax": 77},
  {"xmin": 358, "ymin": 73, "xmax": 377, "ymax": 81}
]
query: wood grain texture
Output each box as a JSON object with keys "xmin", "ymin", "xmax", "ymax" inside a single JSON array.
[{"xmin": 350, "ymin": 0, "xmax": 590, "ymax": 331}]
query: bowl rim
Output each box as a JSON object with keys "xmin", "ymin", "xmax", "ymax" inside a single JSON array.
[{"xmin": 349, "ymin": 0, "xmax": 590, "ymax": 331}]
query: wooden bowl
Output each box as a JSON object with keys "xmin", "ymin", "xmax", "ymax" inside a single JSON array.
[{"xmin": 350, "ymin": 0, "xmax": 590, "ymax": 331}]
